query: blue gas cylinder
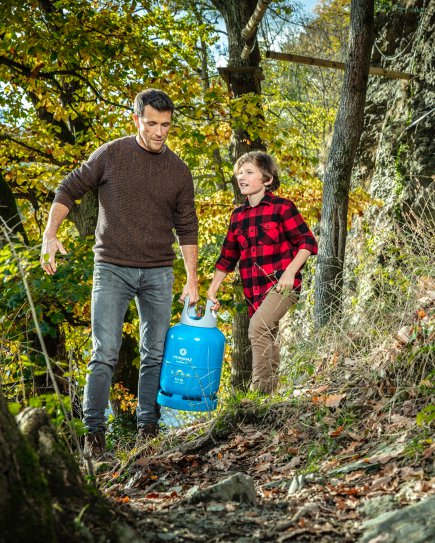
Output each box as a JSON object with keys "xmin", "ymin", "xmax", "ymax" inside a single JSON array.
[{"xmin": 157, "ymin": 298, "xmax": 226, "ymax": 412}]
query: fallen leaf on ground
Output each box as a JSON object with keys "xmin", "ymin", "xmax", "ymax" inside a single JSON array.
[
  {"xmin": 255, "ymin": 461, "xmax": 272, "ymax": 472},
  {"xmin": 330, "ymin": 425, "xmax": 345, "ymax": 437},
  {"xmin": 311, "ymin": 385, "xmax": 329, "ymax": 394},
  {"xmin": 395, "ymin": 325, "xmax": 412, "ymax": 344},
  {"xmin": 312, "ymin": 394, "xmax": 345, "ymax": 408},
  {"xmin": 275, "ymin": 456, "xmax": 301, "ymax": 472}
]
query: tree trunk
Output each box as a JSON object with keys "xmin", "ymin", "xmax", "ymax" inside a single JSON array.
[
  {"xmin": 0, "ymin": 171, "xmax": 29, "ymax": 244},
  {"xmin": 230, "ymin": 286, "xmax": 253, "ymax": 389},
  {"xmin": 212, "ymin": 0, "xmax": 267, "ymax": 390},
  {"xmin": 0, "ymin": 390, "xmax": 134, "ymax": 542},
  {"xmin": 111, "ymin": 314, "xmax": 139, "ymax": 416},
  {"xmin": 314, "ymin": 0, "xmax": 374, "ymax": 328},
  {"xmin": 68, "ymin": 190, "xmax": 98, "ymax": 239},
  {"xmin": 0, "ymin": 392, "xmax": 55, "ymax": 542}
]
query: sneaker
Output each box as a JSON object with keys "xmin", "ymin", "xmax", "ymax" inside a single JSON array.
[
  {"xmin": 136, "ymin": 423, "xmax": 160, "ymax": 446},
  {"xmin": 84, "ymin": 430, "xmax": 106, "ymax": 460}
]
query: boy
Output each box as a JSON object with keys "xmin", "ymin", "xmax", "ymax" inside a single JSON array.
[{"xmin": 207, "ymin": 151, "xmax": 317, "ymax": 393}]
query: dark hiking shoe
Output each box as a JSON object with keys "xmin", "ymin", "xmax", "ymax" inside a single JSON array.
[
  {"xmin": 84, "ymin": 430, "xmax": 106, "ymax": 460},
  {"xmin": 136, "ymin": 423, "xmax": 160, "ymax": 446}
]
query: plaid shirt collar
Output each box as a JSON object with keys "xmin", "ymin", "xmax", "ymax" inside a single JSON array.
[{"xmin": 241, "ymin": 191, "xmax": 274, "ymax": 211}]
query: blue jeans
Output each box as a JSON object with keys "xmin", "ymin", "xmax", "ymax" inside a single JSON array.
[{"xmin": 83, "ymin": 262, "xmax": 174, "ymax": 432}]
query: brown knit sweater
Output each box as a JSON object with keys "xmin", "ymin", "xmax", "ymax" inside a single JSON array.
[{"xmin": 54, "ymin": 136, "xmax": 198, "ymax": 268}]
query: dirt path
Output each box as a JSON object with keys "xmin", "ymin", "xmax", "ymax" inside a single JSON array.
[{"xmin": 101, "ymin": 396, "xmax": 435, "ymax": 542}]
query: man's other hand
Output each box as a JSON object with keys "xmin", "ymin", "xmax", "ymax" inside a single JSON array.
[
  {"xmin": 180, "ymin": 281, "xmax": 199, "ymax": 306},
  {"xmin": 40, "ymin": 237, "xmax": 67, "ymax": 275}
]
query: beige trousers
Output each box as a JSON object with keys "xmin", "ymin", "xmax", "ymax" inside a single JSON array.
[{"xmin": 248, "ymin": 289, "xmax": 299, "ymax": 394}]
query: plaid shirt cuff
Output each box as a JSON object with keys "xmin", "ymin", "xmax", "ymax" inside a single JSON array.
[
  {"xmin": 216, "ymin": 257, "xmax": 236, "ymax": 273},
  {"xmin": 298, "ymin": 239, "xmax": 318, "ymax": 255}
]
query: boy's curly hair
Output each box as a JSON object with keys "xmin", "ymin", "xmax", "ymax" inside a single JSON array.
[{"xmin": 234, "ymin": 151, "xmax": 280, "ymax": 191}]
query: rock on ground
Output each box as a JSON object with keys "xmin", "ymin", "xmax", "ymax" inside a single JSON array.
[
  {"xmin": 188, "ymin": 472, "xmax": 257, "ymax": 505},
  {"xmin": 359, "ymin": 495, "xmax": 435, "ymax": 543}
]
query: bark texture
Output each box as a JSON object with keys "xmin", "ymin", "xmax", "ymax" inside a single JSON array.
[
  {"xmin": 0, "ymin": 393, "xmax": 135, "ymax": 542},
  {"xmin": 0, "ymin": 171, "xmax": 29, "ymax": 243},
  {"xmin": 314, "ymin": 0, "xmax": 375, "ymax": 328},
  {"xmin": 68, "ymin": 190, "xmax": 98, "ymax": 239},
  {"xmin": 0, "ymin": 393, "xmax": 54, "ymax": 543}
]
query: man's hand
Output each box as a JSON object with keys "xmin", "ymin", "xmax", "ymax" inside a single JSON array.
[
  {"xmin": 179, "ymin": 244, "xmax": 199, "ymax": 306},
  {"xmin": 40, "ymin": 203, "xmax": 70, "ymax": 275},
  {"xmin": 180, "ymin": 280, "xmax": 199, "ymax": 306},
  {"xmin": 40, "ymin": 237, "xmax": 67, "ymax": 275}
]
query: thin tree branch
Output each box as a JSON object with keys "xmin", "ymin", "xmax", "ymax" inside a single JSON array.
[
  {"xmin": 241, "ymin": 0, "xmax": 274, "ymax": 59},
  {"xmin": 0, "ymin": 134, "xmax": 68, "ymax": 167}
]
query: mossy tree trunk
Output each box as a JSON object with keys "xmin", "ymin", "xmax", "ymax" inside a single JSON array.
[
  {"xmin": 0, "ymin": 389, "xmax": 129, "ymax": 542},
  {"xmin": 0, "ymin": 390, "xmax": 55, "ymax": 543}
]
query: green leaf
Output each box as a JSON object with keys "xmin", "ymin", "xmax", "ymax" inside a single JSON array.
[
  {"xmin": 416, "ymin": 405, "xmax": 435, "ymax": 427},
  {"xmin": 7, "ymin": 402, "xmax": 21, "ymax": 416}
]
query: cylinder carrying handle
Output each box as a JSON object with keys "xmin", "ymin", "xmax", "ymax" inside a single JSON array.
[{"xmin": 180, "ymin": 296, "xmax": 218, "ymax": 328}]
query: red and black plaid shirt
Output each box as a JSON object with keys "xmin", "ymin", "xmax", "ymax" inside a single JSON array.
[{"xmin": 216, "ymin": 191, "xmax": 318, "ymax": 316}]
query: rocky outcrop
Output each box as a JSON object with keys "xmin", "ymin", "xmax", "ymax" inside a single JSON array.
[
  {"xmin": 355, "ymin": 0, "xmax": 434, "ymax": 220},
  {"xmin": 359, "ymin": 495, "xmax": 435, "ymax": 543}
]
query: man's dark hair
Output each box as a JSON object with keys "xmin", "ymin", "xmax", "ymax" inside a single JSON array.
[{"xmin": 134, "ymin": 89, "xmax": 174, "ymax": 117}]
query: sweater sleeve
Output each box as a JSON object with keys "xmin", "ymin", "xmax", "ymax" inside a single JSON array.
[
  {"xmin": 53, "ymin": 144, "xmax": 107, "ymax": 209},
  {"xmin": 173, "ymin": 168, "xmax": 198, "ymax": 246}
]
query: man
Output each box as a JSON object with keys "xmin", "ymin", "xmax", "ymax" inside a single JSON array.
[{"xmin": 41, "ymin": 89, "xmax": 199, "ymax": 459}]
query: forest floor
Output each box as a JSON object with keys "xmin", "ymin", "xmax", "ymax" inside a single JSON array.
[
  {"xmin": 95, "ymin": 288, "xmax": 435, "ymax": 543},
  {"xmin": 101, "ymin": 400, "xmax": 434, "ymax": 543}
]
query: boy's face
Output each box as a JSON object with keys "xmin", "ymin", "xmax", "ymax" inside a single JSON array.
[
  {"xmin": 236, "ymin": 161, "xmax": 272, "ymax": 199},
  {"xmin": 133, "ymin": 105, "xmax": 172, "ymax": 153}
]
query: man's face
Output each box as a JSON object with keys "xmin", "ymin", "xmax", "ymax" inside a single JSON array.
[{"xmin": 133, "ymin": 105, "xmax": 172, "ymax": 153}]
